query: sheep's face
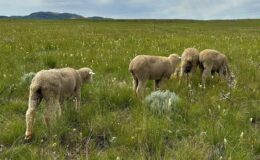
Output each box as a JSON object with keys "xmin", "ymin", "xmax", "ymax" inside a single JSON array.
[{"xmin": 78, "ymin": 68, "xmax": 95, "ymax": 83}]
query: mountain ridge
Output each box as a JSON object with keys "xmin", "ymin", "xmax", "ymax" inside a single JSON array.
[{"xmin": 0, "ymin": 11, "xmax": 111, "ymax": 20}]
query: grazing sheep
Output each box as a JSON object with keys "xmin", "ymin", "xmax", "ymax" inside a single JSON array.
[
  {"xmin": 179, "ymin": 48, "xmax": 199, "ymax": 86},
  {"xmin": 129, "ymin": 54, "xmax": 181, "ymax": 98},
  {"xmin": 25, "ymin": 67, "xmax": 95, "ymax": 140},
  {"xmin": 199, "ymin": 49, "xmax": 233, "ymax": 88}
]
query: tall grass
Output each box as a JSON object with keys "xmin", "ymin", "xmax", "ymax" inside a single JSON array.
[{"xmin": 0, "ymin": 19, "xmax": 259, "ymax": 159}]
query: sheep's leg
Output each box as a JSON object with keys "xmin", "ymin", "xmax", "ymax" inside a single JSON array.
[
  {"xmin": 218, "ymin": 67, "xmax": 224, "ymax": 81},
  {"xmin": 173, "ymin": 67, "xmax": 180, "ymax": 79},
  {"xmin": 198, "ymin": 63, "xmax": 204, "ymax": 87},
  {"xmin": 57, "ymin": 101, "xmax": 62, "ymax": 117},
  {"xmin": 157, "ymin": 77, "xmax": 168, "ymax": 90},
  {"xmin": 44, "ymin": 94, "xmax": 61, "ymax": 129},
  {"xmin": 179, "ymin": 66, "xmax": 185, "ymax": 85},
  {"xmin": 191, "ymin": 63, "xmax": 198, "ymax": 74},
  {"xmin": 136, "ymin": 80, "xmax": 147, "ymax": 98},
  {"xmin": 25, "ymin": 91, "xmax": 42, "ymax": 140},
  {"xmin": 202, "ymin": 65, "xmax": 212, "ymax": 88},
  {"xmin": 44, "ymin": 100, "xmax": 53, "ymax": 129},
  {"xmin": 59, "ymin": 98, "xmax": 64, "ymax": 113},
  {"xmin": 133, "ymin": 78, "xmax": 138, "ymax": 96},
  {"xmin": 187, "ymin": 73, "xmax": 192, "ymax": 87},
  {"xmin": 188, "ymin": 64, "xmax": 197, "ymax": 86},
  {"xmin": 75, "ymin": 92, "xmax": 81, "ymax": 111},
  {"xmin": 186, "ymin": 73, "xmax": 189, "ymax": 85},
  {"xmin": 154, "ymin": 80, "xmax": 160, "ymax": 91}
]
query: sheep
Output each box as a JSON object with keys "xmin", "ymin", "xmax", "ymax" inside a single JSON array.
[
  {"xmin": 24, "ymin": 67, "xmax": 95, "ymax": 140},
  {"xmin": 179, "ymin": 48, "xmax": 199, "ymax": 86},
  {"xmin": 129, "ymin": 54, "xmax": 181, "ymax": 98},
  {"xmin": 199, "ymin": 49, "xmax": 234, "ymax": 88}
]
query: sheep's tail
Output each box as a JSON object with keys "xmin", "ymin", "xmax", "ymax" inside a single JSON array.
[
  {"xmin": 28, "ymin": 83, "xmax": 42, "ymax": 106},
  {"xmin": 129, "ymin": 69, "xmax": 136, "ymax": 78},
  {"xmin": 30, "ymin": 83, "xmax": 41, "ymax": 94}
]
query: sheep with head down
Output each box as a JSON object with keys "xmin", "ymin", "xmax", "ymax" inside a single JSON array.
[
  {"xmin": 129, "ymin": 54, "xmax": 181, "ymax": 98},
  {"xmin": 179, "ymin": 48, "xmax": 199, "ymax": 86},
  {"xmin": 199, "ymin": 49, "xmax": 234, "ymax": 88},
  {"xmin": 25, "ymin": 67, "xmax": 95, "ymax": 141}
]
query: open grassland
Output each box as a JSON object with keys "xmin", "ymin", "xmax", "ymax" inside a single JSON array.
[{"xmin": 0, "ymin": 19, "xmax": 260, "ymax": 159}]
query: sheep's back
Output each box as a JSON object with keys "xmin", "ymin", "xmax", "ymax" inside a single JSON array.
[
  {"xmin": 31, "ymin": 68, "xmax": 78, "ymax": 97},
  {"xmin": 130, "ymin": 55, "xmax": 171, "ymax": 80}
]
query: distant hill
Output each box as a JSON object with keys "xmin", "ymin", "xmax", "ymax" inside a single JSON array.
[
  {"xmin": 24, "ymin": 12, "xmax": 84, "ymax": 19},
  {"xmin": 0, "ymin": 12, "xmax": 113, "ymax": 20},
  {"xmin": 0, "ymin": 12, "xmax": 89, "ymax": 19},
  {"xmin": 0, "ymin": 16, "xmax": 8, "ymax": 18},
  {"xmin": 87, "ymin": 16, "xmax": 113, "ymax": 20}
]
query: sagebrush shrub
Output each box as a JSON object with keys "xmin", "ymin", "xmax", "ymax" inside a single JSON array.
[
  {"xmin": 145, "ymin": 90, "xmax": 180, "ymax": 115},
  {"xmin": 20, "ymin": 72, "xmax": 36, "ymax": 86}
]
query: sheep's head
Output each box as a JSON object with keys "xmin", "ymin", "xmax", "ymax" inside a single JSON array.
[
  {"xmin": 168, "ymin": 54, "xmax": 181, "ymax": 73},
  {"xmin": 168, "ymin": 54, "xmax": 181, "ymax": 68},
  {"xmin": 77, "ymin": 67, "xmax": 95, "ymax": 83}
]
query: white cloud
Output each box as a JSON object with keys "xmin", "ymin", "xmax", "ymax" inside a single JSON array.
[{"xmin": 0, "ymin": 0, "xmax": 259, "ymax": 19}]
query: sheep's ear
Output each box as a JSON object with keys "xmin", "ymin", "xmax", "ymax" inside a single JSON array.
[{"xmin": 89, "ymin": 71, "xmax": 95, "ymax": 75}]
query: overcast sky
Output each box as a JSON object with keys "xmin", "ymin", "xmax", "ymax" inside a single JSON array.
[{"xmin": 0, "ymin": 0, "xmax": 259, "ymax": 19}]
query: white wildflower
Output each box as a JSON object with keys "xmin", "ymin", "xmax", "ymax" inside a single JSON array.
[
  {"xmin": 224, "ymin": 138, "xmax": 227, "ymax": 145},
  {"xmin": 110, "ymin": 137, "xmax": 117, "ymax": 143},
  {"xmin": 52, "ymin": 142, "xmax": 57, "ymax": 147},
  {"xmin": 167, "ymin": 130, "xmax": 173, "ymax": 134},
  {"xmin": 240, "ymin": 132, "xmax": 244, "ymax": 138},
  {"xmin": 223, "ymin": 109, "xmax": 227, "ymax": 115},
  {"xmin": 200, "ymin": 131, "xmax": 207, "ymax": 136}
]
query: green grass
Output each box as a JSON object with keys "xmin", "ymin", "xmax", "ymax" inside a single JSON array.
[{"xmin": 0, "ymin": 19, "xmax": 260, "ymax": 159}]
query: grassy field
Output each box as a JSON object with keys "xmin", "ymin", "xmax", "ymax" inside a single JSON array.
[{"xmin": 0, "ymin": 19, "xmax": 259, "ymax": 160}]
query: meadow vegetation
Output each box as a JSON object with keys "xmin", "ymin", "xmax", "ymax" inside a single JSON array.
[{"xmin": 0, "ymin": 19, "xmax": 259, "ymax": 159}]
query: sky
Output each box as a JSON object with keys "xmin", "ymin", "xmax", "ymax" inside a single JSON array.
[{"xmin": 0, "ymin": 0, "xmax": 259, "ymax": 19}]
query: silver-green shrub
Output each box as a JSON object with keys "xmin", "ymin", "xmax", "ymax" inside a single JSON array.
[
  {"xmin": 20, "ymin": 72, "xmax": 36, "ymax": 86},
  {"xmin": 145, "ymin": 90, "xmax": 180, "ymax": 115}
]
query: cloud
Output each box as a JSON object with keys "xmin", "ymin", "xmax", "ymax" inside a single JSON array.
[{"xmin": 0, "ymin": 0, "xmax": 259, "ymax": 19}]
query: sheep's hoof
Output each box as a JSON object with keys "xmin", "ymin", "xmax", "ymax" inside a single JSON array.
[{"xmin": 24, "ymin": 134, "xmax": 33, "ymax": 142}]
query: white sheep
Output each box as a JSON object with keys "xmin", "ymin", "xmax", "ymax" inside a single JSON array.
[
  {"xmin": 129, "ymin": 54, "xmax": 181, "ymax": 98},
  {"xmin": 179, "ymin": 48, "xmax": 199, "ymax": 86},
  {"xmin": 199, "ymin": 49, "xmax": 234, "ymax": 88},
  {"xmin": 25, "ymin": 67, "xmax": 94, "ymax": 140}
]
